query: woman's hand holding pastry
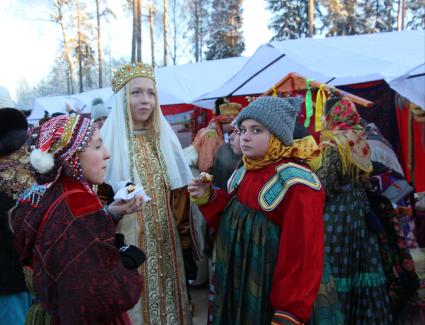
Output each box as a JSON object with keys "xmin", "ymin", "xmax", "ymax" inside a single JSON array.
[{"xmin": 108, "ymin": 196, "xmax": 145, "ymax": 217}]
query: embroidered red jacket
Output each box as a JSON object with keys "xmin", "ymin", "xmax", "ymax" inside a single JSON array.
[
  {"xmin": 12, "ymin": 177, "xmax": 141, "ymax": 325},
  {"xmin": 199, "ymin": 158, "xmax": 325, "ymax": 324}
]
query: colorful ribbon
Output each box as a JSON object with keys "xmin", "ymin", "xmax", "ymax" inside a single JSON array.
[
  {"xmin": 304, "ymin": 79, "xmax": 313, "ymax": 128},
  {"xmin": 315, "ymin": 84, "xmax": 327, "ymax": 131}
]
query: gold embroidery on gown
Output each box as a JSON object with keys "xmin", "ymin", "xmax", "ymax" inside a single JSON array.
[{"xmin": 117, "ymin": 131, "xmax": 191, "ymax": 325}]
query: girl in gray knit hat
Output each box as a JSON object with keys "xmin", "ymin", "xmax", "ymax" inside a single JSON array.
[{"xmin": 188, "ymin": 96, "xmax": 342, "ymax": 324}]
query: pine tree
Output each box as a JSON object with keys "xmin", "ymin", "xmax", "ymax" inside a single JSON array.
[
  {"xmin": 205, "ymin": 0, "xmax": 244, "ymax": 60},
  {"xmin": 320, "ymin": 0, "xmax": 399, "ymax": 35},
  {"xmin": 187, "ymin": 0, "xmax": 211, "ymax": 61},
  {"xmin": 358, "ymin": 0, "xmax": 395, "ymax": 32},
  {"xmin": 319, "ymin": 0, "xmax": 361, "ymax": 35},
  {"xmin": 406, "ymin": 0, "xmax": 425, "ymax": 30},
  {"xmin": 266, "ymin": 0, "xmax": 310, "ymax": 40}
]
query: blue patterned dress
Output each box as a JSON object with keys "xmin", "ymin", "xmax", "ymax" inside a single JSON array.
[{"xmin": 318, "ymin": 148, "xmax": 392, "ymax": 324}]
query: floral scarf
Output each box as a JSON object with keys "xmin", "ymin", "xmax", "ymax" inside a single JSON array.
[
  {"xmin": 320, "ymin": 98, "xmax": 372, "ymax": 178},
  {"xmin": 243, "ymin": 134, "xmax": 321, "ymax": 171},
  {"xmin": 0, "ymin": 146, "xmax": 34, "ymax": 200}
]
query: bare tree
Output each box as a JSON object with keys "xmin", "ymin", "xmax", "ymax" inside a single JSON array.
[
  {"xmin": 308, "ymin": 0, "xmax": 314, "ymax": 36},
  {"xmin": 95, "ymin": 0, "xmax": 103, "ymax": 87},
  {"xmin": 92, "ymin": 0, "xmax": 116, "ymax": 88},
  {"xmin": 148, "ymin": 1, "xmax": 155, "ymax": 68},
  {"xmin": 171, "ymin": 0, "xmax": 177, "ymax": 64},
  {"xmin": 73, "ymin": 0, "xmax": 97, "ymax": 91},
  {"xmin": 131, "ymin": 0, "xmax": 142, "ymax": 62},
  {"xmin": 187, "ymin": 0, "xmax": 210, "ymax": 62},
  {"xmin": 138, "ymin": 0, "xmax": 143, "ymax": 62},
  {"xmin": 148, "ymin": 1, "xmax": 155, "ymax": 67},
  {"xmin": 397, "ymin": 0, "xmax": 406, "ymax": 30},
  {"xmin": 164, "ymin": 0, "xmax": 169, "ymax": 65},
  {"xmin": 77, "ymin": 0, "xmax": 84, "ymax": 92},
  {"xmin": 50, "ymin": 0, "xmax": 75, "ymax": 94}
]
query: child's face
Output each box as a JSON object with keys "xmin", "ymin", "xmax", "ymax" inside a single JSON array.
[{"xmin": 239, "ymin": 119, "xmax": 271, "ymax": 159}]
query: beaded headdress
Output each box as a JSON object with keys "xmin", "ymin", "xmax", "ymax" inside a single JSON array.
[
  {"xmin": 111, "ymin": 62, "xmax": 155, "ymax": 93},
  {"xmin": 218, "ymin": 102, "xmax": 242, "ymax": 116},
  {"xmin": 30, "ymin": 115, "xmax": 95, "ymax": 175},
  {"xmin": 20, "ymin": 115, "xmax": 96, "ymax": 207}
]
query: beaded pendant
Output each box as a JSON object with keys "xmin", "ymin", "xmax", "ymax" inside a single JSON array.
[{"xmin": 18, "ymin": 184, "xmax": 48, "ymax": 208}]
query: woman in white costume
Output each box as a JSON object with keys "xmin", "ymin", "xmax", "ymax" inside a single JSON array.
[{"xmin": 101, "ymin": 62, "xmax": 193, "ymax": 325}]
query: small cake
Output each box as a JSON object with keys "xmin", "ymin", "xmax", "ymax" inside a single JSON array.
[
  {"xmin": 127, "ymin": 184, "xmax": 136, "ymax": 193},
  {"xmin": 199, "ymin": 172, "xmax": 213, "ymax": 183}
]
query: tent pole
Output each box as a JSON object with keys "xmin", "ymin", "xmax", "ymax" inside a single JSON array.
[
  {"xmin": 408, "ymin": 107, "xmax": 415, "ymax": 186},
  {"xmin": 227, "ymin": 54, "xmax": 286, "ymax": 97}
]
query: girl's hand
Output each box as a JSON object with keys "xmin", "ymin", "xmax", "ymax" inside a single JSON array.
[{"xmin": 187, "ymin": 178, "xmax": 211, "ymax": 198}]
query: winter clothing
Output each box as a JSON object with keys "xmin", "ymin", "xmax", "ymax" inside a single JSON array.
[
  {"xmin": 91, "ymin": 99, "xmax": 109, "ymax": 122},
  {"xmin": 0, "ymin": 87, "xmax": 32, "ymax": 325},
  {"xmin": 236, "ymin": 96, "xmax": 302, "ymax": 146},
  {"xmin": 0, "ymin": 107, "xmax": 28, "ymax": 157}
]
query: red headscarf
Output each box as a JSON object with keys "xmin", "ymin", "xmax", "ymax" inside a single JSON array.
[{"xmin": 321, "ymin": 98, "xmax": 372, "ymax": 176}]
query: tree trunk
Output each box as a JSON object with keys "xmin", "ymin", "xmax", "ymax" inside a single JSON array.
[
  {"xmin": 400, "ymin": 0, "xmax": 406, "ymax": 30},
  {"xmin": 149, "ymin": 2, "xmax": 155, "ymax": 68},
  {"xmin": 77, "ymin": 0, "xmax": 84, "ymax": 92},
  {"xmin": 386, "ymin": 0, "xmax": 393, "ymax": 31},
  {"xmin": 54, "ymin": 1, "xmax": 74, "ymax": 94},
  {"xmin": 96, "ymin": 0, "xmax": 103, "ymax": 88},
  {"xmin": 137, "ymin": 0, "xmax": 142, "ymax": 62},
  {"xmin": 172, "ymin": 0, "xmax": 177, "ymax": 65},
  {"xmin": 163, "ymin": 0, "xmax": 168, "ymax": 66},
  {"xmin": 58, "ymin": 18, "xmax": 74, "ymax": 93},
  {"xmin": 397, "ymin": 0, "xmax": 406, "ymax": 31},
  {"xmin": 199, "ymin": 1, "xmax": 204, "ymax": 62},
  {"xmin": 308, "ymin": 0, "xmax": 314, "ymax": 37},
  {"xmin": 194, "ymin": 0, "xmax": 199, "ymax": 61},
  {"xmin": 132, "ymin": 0, "xmax": 138, "ymax": 62}
]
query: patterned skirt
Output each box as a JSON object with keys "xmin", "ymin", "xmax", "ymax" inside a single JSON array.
[
  {"xmin": 324, "ymin": 185, "xmax": 392, "ymax": 324},
  {"xmin": 308, "ymin": 256, "xmax": 345, "ymax": 325},
  {"xmin": 211, "ymin": 196, "xmax": 345, "ymax": 325},
  {"xmin": 213, "ymin": 197, "xmax": 279, "ymax": 325}
]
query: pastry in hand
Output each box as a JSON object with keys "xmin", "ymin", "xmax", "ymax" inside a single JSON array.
[
  {"xmin": 199, "ymin": 172, "xmax": 213, "ymax": 183},
  {"xmin": 126, "ymin": 183, "xmax": 136, "ymax": 193}
]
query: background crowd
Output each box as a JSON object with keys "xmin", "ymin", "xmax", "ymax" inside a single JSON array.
[{"xmin": 0, "ymin": 60, "xmax": 423, "ymax": 325}]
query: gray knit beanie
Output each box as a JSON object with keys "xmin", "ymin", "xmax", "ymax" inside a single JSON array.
[
  {"xmin": 236, "ymin": 96, "xmax": 302, "ymax": 146},
  {"xmin": 91, "ymin": 100, "xmax": 108, "ymax": 122}
]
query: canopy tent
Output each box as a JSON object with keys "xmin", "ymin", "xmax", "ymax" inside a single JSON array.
[
  {"xmin": 27, "ymin": 95, "xmax": 85, "ymax": 124},
  {"xmin": 71, "ymin": 87, "xmax": 113, "ymax": 113},
  {"xmin": 194, "ymin": 30, "xmax": 425, "ymax": 108},
  {"xmin": 259, "ymin": 73, "xmax": 374, "ymax": 140},
  {"xmin": 28, "ymin": 56, "xmax": 249, "ymax": 123},
  {"xmin": 155, "ymin": 56, "xmax": 249, "ymax": 105},
  {"xmin": 389, "ymin": 63, "xmax": 425, "ymax": 110},
  {"xmin": 262, "ymin": 72, "xmax": 374, "ymax": 107},
  {"xmin": 28, "ymin": 87, "xmax": 113, "ymax": 124}
]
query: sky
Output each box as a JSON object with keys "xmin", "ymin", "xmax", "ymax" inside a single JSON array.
[{"xmin": 0, "ymin": 0, "xmax": 272, "ymax": 100}]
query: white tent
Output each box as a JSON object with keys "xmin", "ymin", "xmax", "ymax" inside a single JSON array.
[
  {"xmin": 194, "ymin": 30, "xmax": 425, "ymax": 108},
  {"xmin": 27, "ymin": 95, "xmax": 85, "ymax": 124},
  {"xmin": 29, "ymin": 56, "xmax": 249, "ymax": 123},
  {"xmin": 72, "ymin": 87, "xmax": 113, "ymax": 112},
  {"xmin": 154, "ymin": 56, "xmax": 249, "ymax": 105},
  {"xmin": 28, "ymin": 88, "xmax": 113, "ymax": 124},
  {"xmin": 389, "ymin": 63, "xmax": 425, "ymax": 110}
]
